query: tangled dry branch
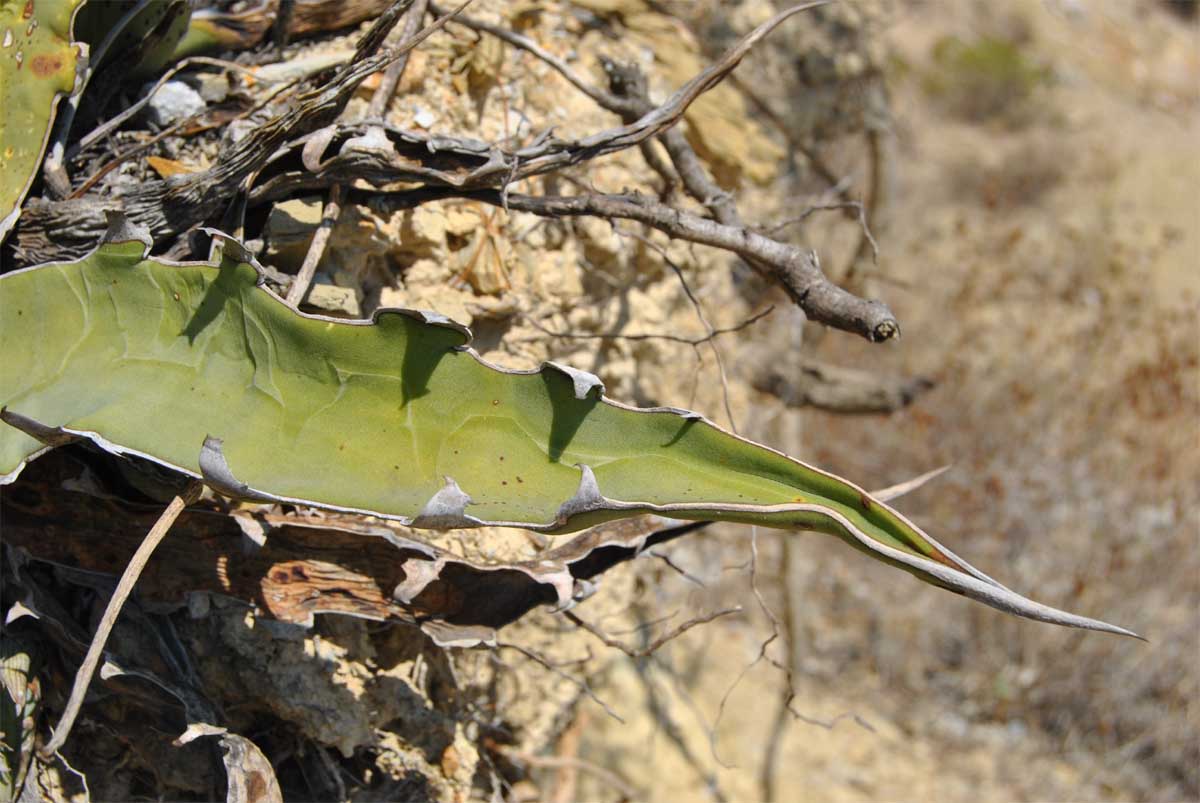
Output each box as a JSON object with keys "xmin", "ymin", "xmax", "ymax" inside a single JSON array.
[{"xmin": 9, "ymin": 1, "xmax": 898, "ymax": 343}]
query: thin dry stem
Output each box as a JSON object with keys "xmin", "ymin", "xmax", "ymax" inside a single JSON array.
[
  {"xmin": 564, "ymin": 607, "xmax": 741, "ymax": 659},
  {"xmin": 500, "ymin": 746, "xmax": 638, "ymax": 802},
  {"xmin": 40, "ymin": 480, "xmax": 203, "ymax": 758},
  {"xmin": 496, "ymin": 641, "xmax": 624, "ymax": 724},
  {"xmin": 286, "ymin": 184, "xmax": 344, "ymax": 306}
]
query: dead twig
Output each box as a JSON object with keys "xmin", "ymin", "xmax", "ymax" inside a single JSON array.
[
  {"xmin": 725, "ymin": 72, "xmax": 860, "ymax": 206},
  {"xmin": 285, "ymin": 184, "xmax": 344, "ymax": 306},
  {"xmin": 647, "ymin": 550, "xmax": 706, "ymax": 587},
  {"xmin": 39, "ymin": 480, "xmax": 204, "ymax": 758},
  {"xmin": 617, "ymin": 228, "xmax": 741, "ymax": 431},
  {"xmin": 41, "ymin": 0, "xmax": 162, "ymax": 198},
  {"xmin": 762, "ymin": 200, "xmax": 880, "ymax": 265},
  {"xmin": 564, "ymin": 607, "xmax": 741, "ymax": 659},
  {"xmin": 842, "ymin": 129, "xmax": 885, "ymax": 285},
  {"xmin": 630, "ymin": 642, "xmax": 728, "ymax": 802},
  {"xmin": 498, "ymin": 746, "xmax": 639, "ymax": 802},
  {"xmin": 366, "ymin": 0, "xmax": 430, "ymax": 119},
  {"xmin": 522, "ymin": 306, "xmax": 773, "ymax": 347},
  {"xmin": 68, "ymin": 120, "xmax": 194, "ymax": 200},
  {"xmin": 760, "ymin": 533, "xmax": 799, "ymax": 803},
  {"xmin": 284, "ymin": 1, "xmax": 428, "ymax": 305},
  {"xmin": 465, "ymin": 190, "xmax": 895, "ymax": 341},
  {"xmin": 72, "ymin": 57, "xmax": 269, "ymax": 160},
  {"xmin": 496, "ymin": 641, "xmax": 624, "ymax": 723}
]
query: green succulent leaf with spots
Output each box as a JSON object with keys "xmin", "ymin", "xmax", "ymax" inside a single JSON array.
[
  {"xmin": 0, "ymin": 0, "xmax": 85, "ymax": 242},
  {"xmin": 0, "ymin": 220, "xmax": 1139, "ymax": 639}
]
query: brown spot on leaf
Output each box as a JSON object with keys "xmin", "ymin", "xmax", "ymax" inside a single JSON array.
[
  {"xmin": 22, "ymin": 0, "xmax": 33, "ymax": 21},
  {"xmin": 246, "ymin": 770, "xmax": 268, "ymax": 802},
  {"xmin": 29, "ymin": 53, "xmax": 60, "ymax": 78}
]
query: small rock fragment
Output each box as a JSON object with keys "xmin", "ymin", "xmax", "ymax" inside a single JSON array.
[
  {"xmin": 181, "ymin": 71, "xmax": 230, "ymax": 104},
  {"xmin": 303, "ymin": 280, "xmax": 362, "ymax": 318},
  {"xmin": 143, "ymin": 80, "xmax": 207, "ymax": 128},
  {"xmin": 263, "ymin": 197, "xmax": 324, "ymax": 270},
  {"xmin": 413, "ymin": 106, "xmax": 437, "ymax": 129}
]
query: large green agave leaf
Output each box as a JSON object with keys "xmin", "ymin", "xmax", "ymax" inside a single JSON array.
[
  {"xmin": 0, "ymin": 0, "xmax": 86, "ymax": 242},
  {"xmin": 0, "ymin": 219, "xmax": 1138, "ymax": 638}
]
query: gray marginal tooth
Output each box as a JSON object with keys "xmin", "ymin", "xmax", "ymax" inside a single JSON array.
[
  {"xmin": 411, "ymin": 309, "xmax": 455, "ymax": 326},
  {"xmin": 411, "ymin": 476, "xmax": 475, "ymax": 529},
  {"xmin": 395, "ymin": 308, "xmax": 472, "ymax": 340},
  {"xmin": 661, "ymin": 406, "xmax": 705, "ymax": 422},
  {"xmin": 198, "ymin": 436, "xmax": 256, "ymax": 499},
  {"xmin": 557, "ymin": 464, "xmax": 606, "ymax": 521},
  {"xmin": 100, "ymin": 210, "xmax": 152, "ymax": 256},
  {"xmin": 572, "ymin": 578, "xmax": 599, "ymax": 604},
  {"xmin": 199, "ymin": 227, "xmax": 264, "ymax": 271},
  {"xmin": 544, "ymin": 361, "xmax": 605, "ymax": 400}
]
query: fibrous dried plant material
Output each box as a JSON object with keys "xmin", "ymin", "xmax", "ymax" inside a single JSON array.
[
  {"xmin": 9, "ymin": 3, "xmax": 896, "ymax": 343},
  {"xmin": 0, "ymin": 0, "xmax": 86, "ymax": 242},
  {"xmin": 1, "ymin": 448, "xmax": 700, "ymax": 635},
  {"xmin": 11, "ymin": 0, "xmax": 424, "ymax": 262},
  {"xmin": 172, "ymin": 0, "xmax": 397, "ymax": 59},
  {"xmin": 0, "ymin": 222, "xmax": 1137, "ymax": 637},
  {"xmin": 0, "ymin": 636, "xmax": 41, "ymax": 802},
  {"xmin": 176, "ymin": 725, "xmax": 282, "ymax": 803},
  {"xmin": 39, "ymin": 479, "xmax": 203, "ymax": 757},
  {"xmin": 42, "ymin": 0, "xmax": 194, "ymax": 200}
]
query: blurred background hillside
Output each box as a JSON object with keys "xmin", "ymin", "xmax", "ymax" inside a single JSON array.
[{"xmin": 566, "ymin": 1, "xmax": 1199, "ymax": 800}]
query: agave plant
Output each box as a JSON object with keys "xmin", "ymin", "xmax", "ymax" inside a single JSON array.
[{"xmin": 0, "ymin": 218, "xmax": 1137, "ymax": 638}]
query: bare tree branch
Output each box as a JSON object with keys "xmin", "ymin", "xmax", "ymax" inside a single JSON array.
[
  {"xmin": 496, "ymin": 641, "xmax": 624, "ymax": 724},
  {"xmin": 458, "ymin": 190, "xmax": 898, "ymax": 341},
  {"xmin": 521, "ymin": 306, "xmax": 773, "ymax": 347},
  {"xmin": 498, "ymin": 747, "xmax": 639, "ymax": 802},
  {"xmin": 564, "ymin": 607, "xmax": 741, "ymax": 659},
  {"xmin": 754, "ymin": 357, "xmax": 933, "ymax": 414}
]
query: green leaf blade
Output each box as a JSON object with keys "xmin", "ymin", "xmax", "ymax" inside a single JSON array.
[
  {"xmin": 0, "ymin": 229, "xmax": 1139, "ymax": 638},
  {"xmin": 0, "ymin": 0, "xmax": 85, "ymax": 242}
]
